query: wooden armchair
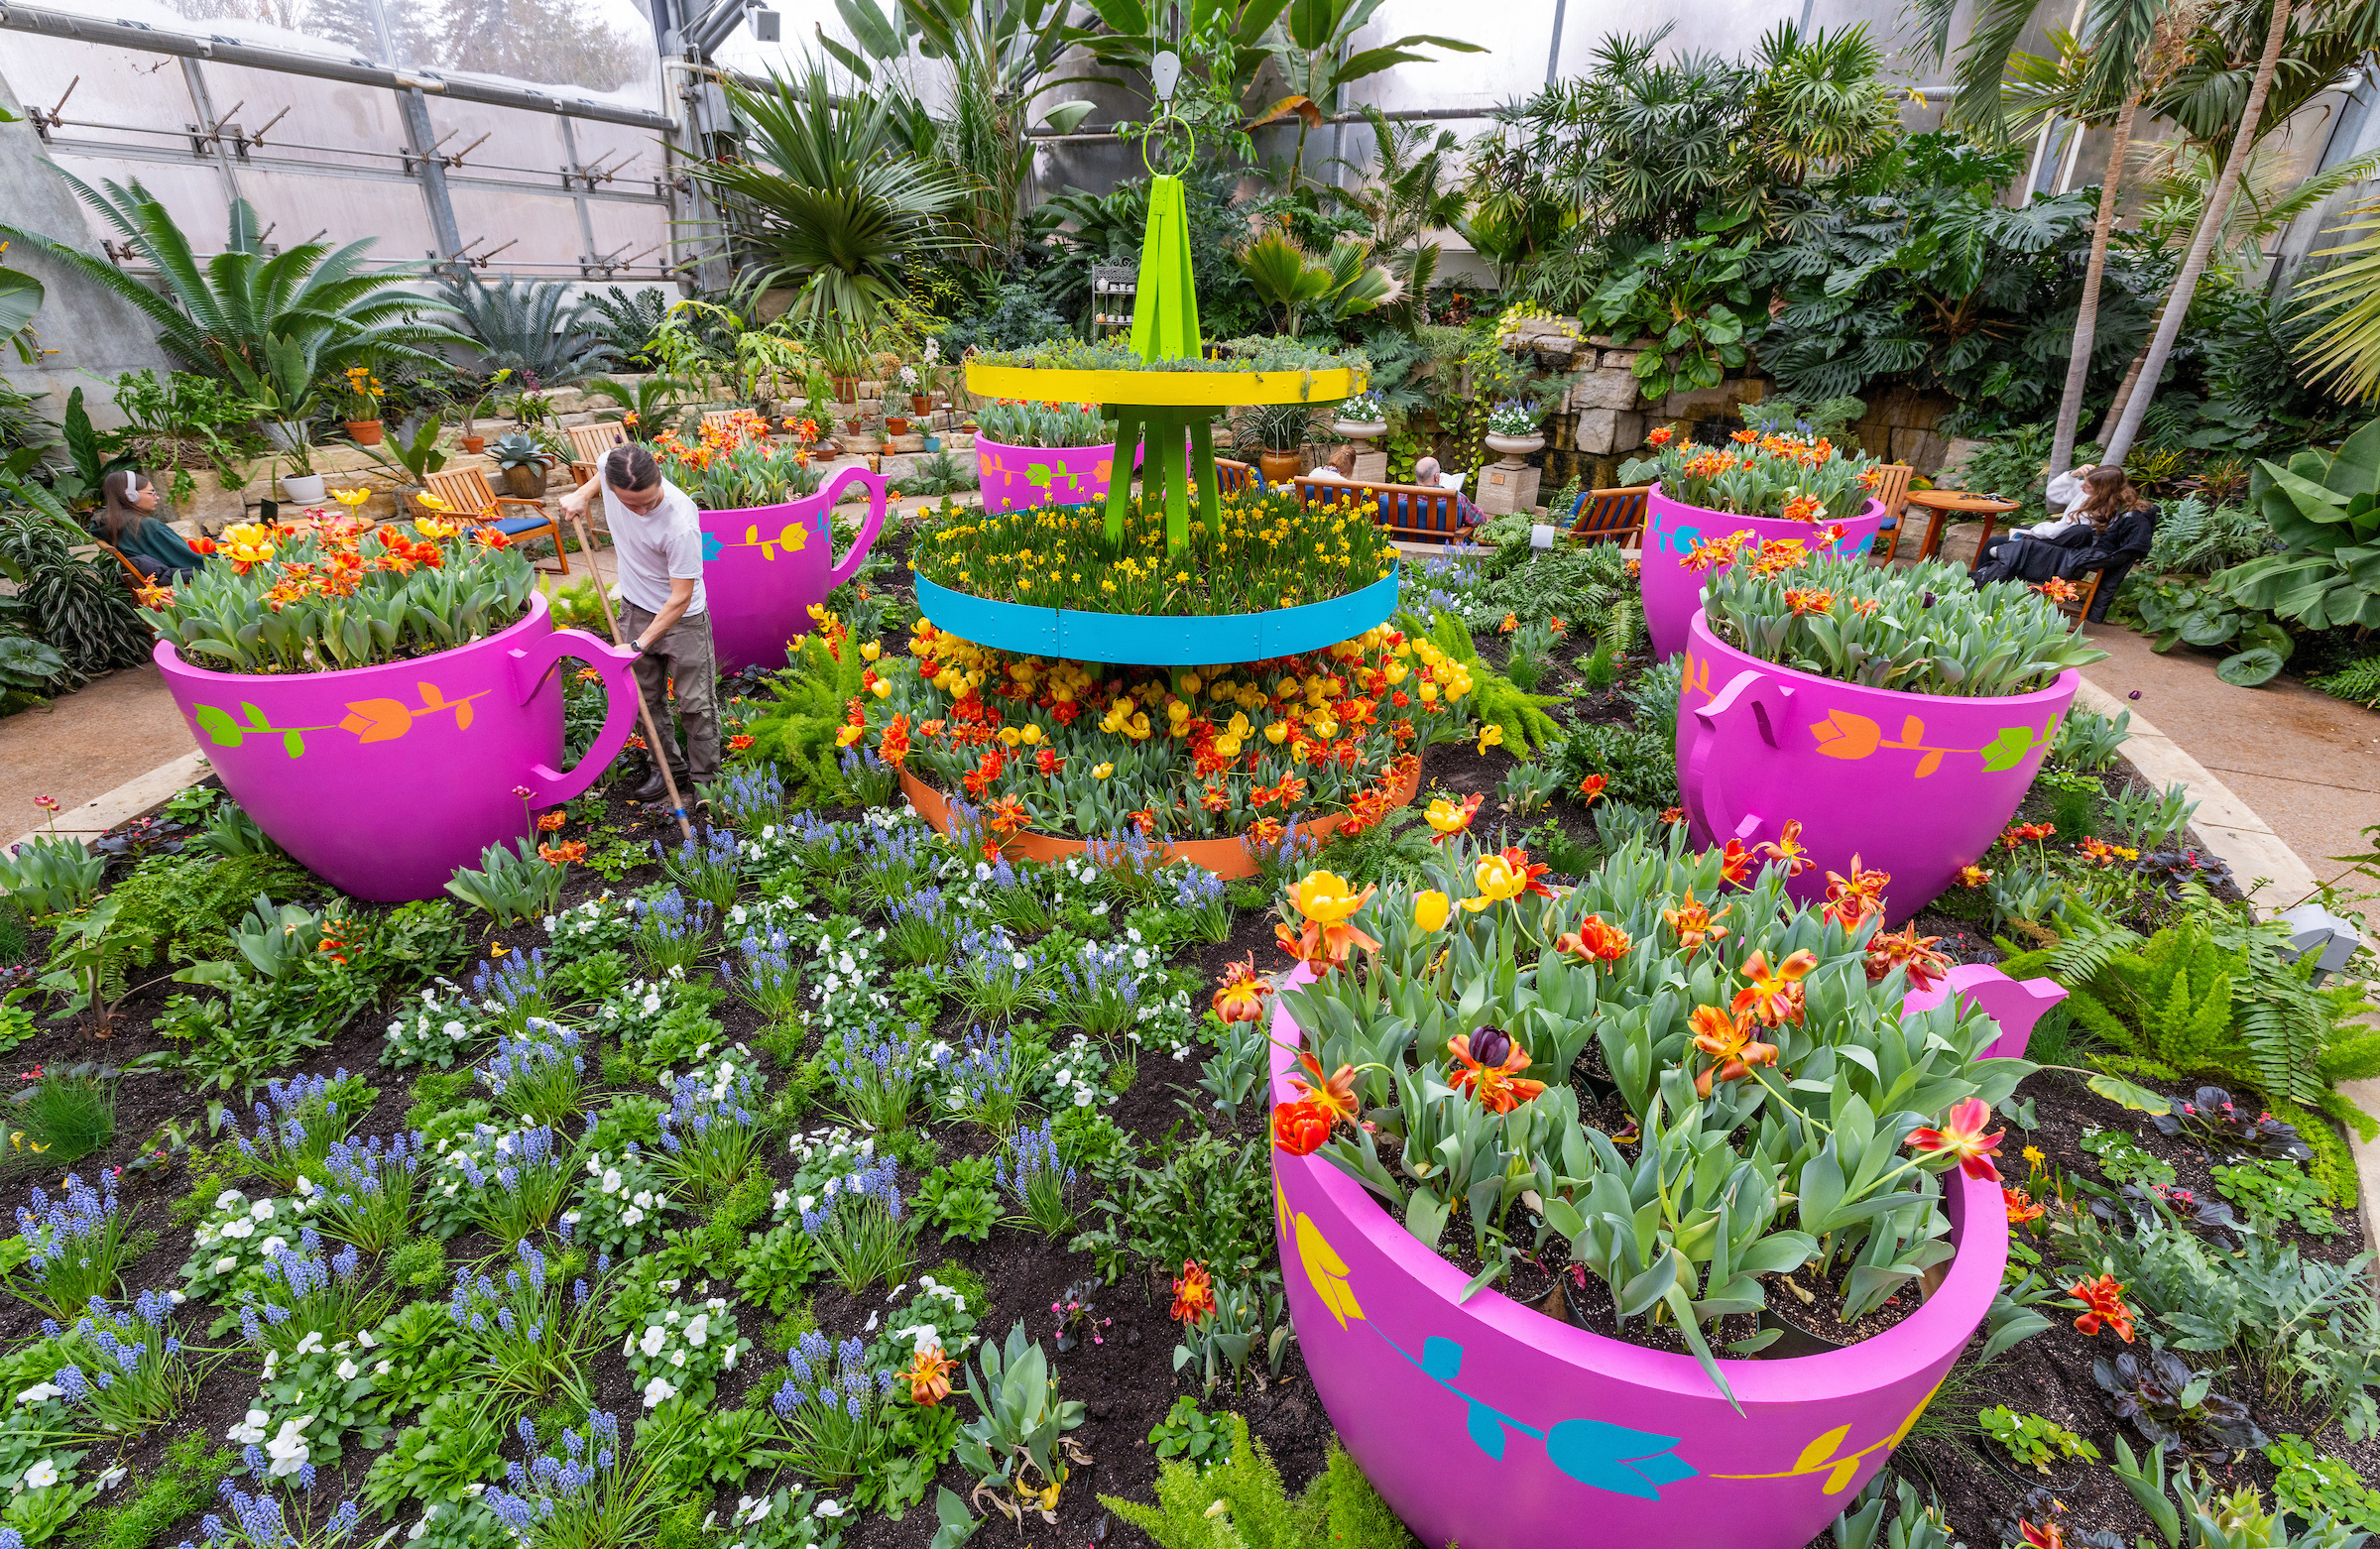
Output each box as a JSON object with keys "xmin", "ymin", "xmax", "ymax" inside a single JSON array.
[
  {"xmin": 566, "ymin": 422, "xmax": 631, "ymax": 489},
  {"xmin": 1213, "ymin": 457, "xmax": 1261, "ymax": 496},
  {"xmin": 1567, "ymin": 484, "xmax": 1651, "ymax": 546},
  {"xmin": 1865, "ymin": 463, "xmax": 1917, "ymax": 561},
  {"xmin": 419, "ymin": 466, "xmax": 568, "ymax": 575}
]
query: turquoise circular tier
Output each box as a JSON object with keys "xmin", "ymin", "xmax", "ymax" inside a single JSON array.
[{"xmin": 912, "ymin": 566, "xmax": 1401, "ymax": 665}]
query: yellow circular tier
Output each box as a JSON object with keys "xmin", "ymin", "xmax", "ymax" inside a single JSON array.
[{"xmin": 964, "ymin": 361, "xmax": 1367, "ymax": 408}]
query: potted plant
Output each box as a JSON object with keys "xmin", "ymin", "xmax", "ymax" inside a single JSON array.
[
  {"xmin": 886, "ymin": 412, "xmax": 911, "ymax": 437},
  {"xmin": 819, "ymin": 323, "xmax": 868, "ymax": 403},
  {"xmin": 491, "ymin": 432, "xmax": 552, "ymax": 499},
  {"xmin": 972, "ymin": 400, "xmax": 1130, "ymax": 515},
  {"xmin": 456, "ymin": 367, "xmax": 513, "ymax": 455},
  {"xmin": 1265, "ymin": 839, "xmax": 2056, "ymax": 1549},
  {"xmin": 337, "ymin": 362, "xmax": 386, "ymax": 444},
  {"xmin": 1332, "ymin": 390, "xmax": 1388, "ymax": 442},
  {"xmin": 1626, "ymin": 424, "xmax": 1891, "ymax": 659},
  {"xmin": 139, "ymin": 516, "xmax": 641, "ymax": 901},
  {"xmin": 1236, "ymin": 401, "xmax": 1315, "ymax": 488},
  {"xmin": 274, "ymin": 434, "xmax": 325, "ymax": 507},
  {"xmin": 900, "ymin": 362, "xmax": 929, "ymax": 417},
  {"xmin": 1679, "ymin": 553, "xmax": 2105, "ymax": 922},
  {"xmin": 646, "ymin": 411, "xmax": 888, "ymax": 673},
  {"xmin": 1483, "ymin": 397, "xmax": 1545, "ymax": 458}
]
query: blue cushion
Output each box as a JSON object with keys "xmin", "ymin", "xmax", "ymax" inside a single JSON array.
[{"xmin": 492, "ymin": 513, "xmax": 554, "ymax": 536}]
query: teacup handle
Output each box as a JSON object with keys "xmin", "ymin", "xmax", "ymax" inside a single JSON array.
[
  {"xmin": 1682, "ymin": 666, "xmax": 1794, "ymax": 852},
  {"xmin": 820, "ymin": 466, "xmax": 889, "ymax": 590},
  {"xmin": 507, "ymin": 627, "xmax": 642, "ymax": 804}
]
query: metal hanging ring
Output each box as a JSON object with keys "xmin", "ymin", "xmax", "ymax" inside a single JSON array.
[{"xmin": 1138, "ymin": 113, "xmax": 1196, "ymax": 180}]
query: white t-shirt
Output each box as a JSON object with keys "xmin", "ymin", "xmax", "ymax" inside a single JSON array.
[{"xmin": 602, "ymin": 477, "xmax": 706, "ymax": 617}]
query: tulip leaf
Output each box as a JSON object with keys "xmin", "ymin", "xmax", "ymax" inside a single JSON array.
[{"xmin": 2083, "ymin": 1072, "xmax": 2171, "ymax": 1116}]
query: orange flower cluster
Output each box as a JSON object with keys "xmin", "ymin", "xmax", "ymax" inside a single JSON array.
[
  {"xmin": 1688, "ymin": 1003, "xmax": 1780, "ymax": 1098},
  {"xmin": 1555, "ymin": 914, "xmax": 1631, "ymax": 968},
  {"xmin": 2068, "ymin": 1272, "xmax": 2136, "ymax": 1342},
  {"xmin": 1864, "ymin": 921, "xmax": 1952, "ymax": 991}
]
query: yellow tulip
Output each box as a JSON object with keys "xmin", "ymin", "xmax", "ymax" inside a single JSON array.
[
  {"xmin": 861, "ymin": 641, "xmax": 883, "ymax": 661},
  {"xmin": 1413, "ymin": 891, "xmax": 1451, "ymax": 932},
  {"xmin": 1092, "ymin": 763, "xmax": 1114, "ymax": 778},
  {"xmin": 1019, "ymin": 724, "xmax": 1043, "ymax": 746},
  {"xmin": 1265, "ymin": 721, "xmax": 1289, "ymax": 745},
  {"xmin": 1288, "ymin": 870, "xmax": 1371, "ymax": 927},
  {"xmin": 1462, "ymin": 852, "xmax": 1530, "ymax": 912},
  {"xmin": 1477, "ymin": 724, "xmax": 1504, "ymax": 755}
]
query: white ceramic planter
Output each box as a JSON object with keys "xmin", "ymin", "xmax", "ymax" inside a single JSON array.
[
  {"xmin": 280, "ymin": 474, "xmax": 327, "ymax": 506},
  {"xmin": 1485, "ymin": 432, "xmax": 1546, "ymax": 458}
]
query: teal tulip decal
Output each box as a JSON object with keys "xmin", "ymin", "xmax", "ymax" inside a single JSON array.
[{"xmin": 1396, "ymin": 1332, "xmax": 1699, "ymax": 1501}]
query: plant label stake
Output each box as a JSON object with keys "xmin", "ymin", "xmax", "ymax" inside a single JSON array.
[{"xmin": 568, "ymin": 511, "xmax": 693, "ymax": 841}]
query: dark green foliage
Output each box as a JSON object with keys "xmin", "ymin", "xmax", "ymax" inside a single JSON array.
[
  {"xmin": 1073, "ymin": 1125, "xmax": 1271, "ymax": 1287},
  {"xmin": 1453, "ymin": 536, "xmax": 1634, "ymax": 635},
  {"xmin": 2311, "ymin": 655, "xmax": 2380, "ymax": 709},
  {"xmin": 1553, "ymin": 724, "xmax": 1678, "ymax": 810},
  {"xmin": 0, "ymin": 497, "xmax": 151, "ymax": 682},
  {"xmin": 105, "ymin": 850, "xmax": 307, "ymax": 970},
  {"xmin": 916, "ymin": 1154, "xmax": 1001, "ymax": 1244}
]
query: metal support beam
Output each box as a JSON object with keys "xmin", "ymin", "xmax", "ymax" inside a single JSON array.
[
  {"xmin": 1546, "ymin": 0, "xmax": 1566, "ymax": 87},
  {"xmin": 558, "ymin": 116, "xmax": 601, "ymax": 278},
  {"xmin": 396, "ymin": 87, "xmax": 463, "ymax": 267},
  {"xmin": 176, "ymin": 56, "xmax": 243, "ymax": 208},
  {"xmin": 0, "ymin": 2, "xmax": 676, "ymax": 132}
]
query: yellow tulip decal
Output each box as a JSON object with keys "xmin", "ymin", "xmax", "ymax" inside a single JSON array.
[{"xmin": 1295, "ymin": 1212, "xmax": 1364, "ymax": 1330}]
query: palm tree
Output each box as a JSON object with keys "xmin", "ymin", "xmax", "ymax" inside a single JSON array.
[
  {"xmin": 1233, "ymin": 233, "xmax": 1393, "ymax": 337},
  {"xmin": 2098, "ymin": 0, "xmax": 2295, "ymax": 466},
  {"xmin": 1333, "ymin": 108, "xmax": 1466, "ymax": 321},
  {"xmin": 1914, "ymin": 0, "xmax": 2194, "ymax": 491},
  {"xmin": 2293, "ymin": 199, "xmax": 2380, "ymax": 402},
  {"xmin": 0, "ymin": 172, "xmax": 462, "ymax": 387},
  {"xmin": 1251, "ymin": 0, "xmax": 1482, "ymax": 190},
  {"xmin": 686, "ymin": 65, "xmax": 970, "ymax": 328}
]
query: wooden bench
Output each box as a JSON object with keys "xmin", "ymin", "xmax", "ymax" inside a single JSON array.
[
  {"xmin": 1292, "ymin": 476, "xmax": 1483, "ymax": 543},
  {"xmin": 1567, "ymin": 484, "xmax": 1650, "ymax": 545}
]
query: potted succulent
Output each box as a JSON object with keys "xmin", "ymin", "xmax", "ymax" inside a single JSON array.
[
  {"xmin": 456, "ymin": 367, "xmax": 514, "ymax": 455},
  {"xmin": 646, "ymin": 410, "xmax": 888, "ymax": 673},
  {"xmin": 1482, "ymin": 397, "xmax": 1545, "ymax": 459},
  {"xmin": 337, "ymin": 362, "xmax": 386, "ymax": 444},
  {"xmin": 1627, "ymin": 425, "xmax": 1890, "ymax": 659},
  {"xmin": 1265, "ymin": 838, "xmax": 2060, "ymax": 1549},
  {"xmin": 973, "ymin": 400, "xmax": 1130, "ymax": 515},
  {"xmin": 1678, "ymin": 554, "xmax": 2105, "ymax": 922},
  {"xmin": 139, "ymin": 516, "xmax": 641, "ymax": 901},
  {"xmin": 492, "ymin": 432, "xmax": 553, "ymax": 499}
]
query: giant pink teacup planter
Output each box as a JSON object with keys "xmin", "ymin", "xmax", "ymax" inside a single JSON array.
[
  {"xmin": 698, "ymin": 465, "xmax": 889, "ymax": 674},
  {"xmin": 1675, "ymin": 608, "xmax": 2078, "ymax": 927},
  {"xmin": 975, "ymin": 436, "xmax": 1141, "ymax": 515},
  {"xmin": 1270, "ymin": 963, "xmax": 2060, "ymax": 1549},
  {"xmin": 1642, "ymin": 485, "xmax": 1888, "ymax": 660},
  {"xmin": 155, "ymin": 591, "xmax": 642, "ymax": 903}
]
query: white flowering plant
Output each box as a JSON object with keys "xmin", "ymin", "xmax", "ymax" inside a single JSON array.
[
  {"xmin": 800, "ymin": 917, "xmax": 893, "ymax": 1036},
  {"xmin": 383, "ymin": 982, "xmax": 492, "ymax": 1069},
  {"xmin": 421, "ymin": 1122, "xmax": 572, "ymax": 1242},
  {"xmin": 622, "ymin": 1295, "xmax": 750, "ymax": 1411},
  {"xmin": 1035, "ymin": 1032, "xmax": 1117, "ymax": 1114},
  {"xmin": 709, "ymin": 1484, "xmax": 844, "ymax": 1549},
  {"xmin": 543, "ymin": 894, "xmax": 633, "ymax": 958},
  {"xmin": 0, "ymin": 1442, "xmax": 97, "ymax": 1543},
  {"xmin": 568, "ymin": 1146, "xmax": 679, "ymax": 1258},
  {"xmin": 179, "ymin": 1189, "xmax": 318, "ymax": 1315},
  {"xmin": 244, "ymin": 1323, "xmax": 388, "ymax": 1474}
]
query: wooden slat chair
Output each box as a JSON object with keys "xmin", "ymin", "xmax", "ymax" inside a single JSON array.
[
  {"xmin": 1293, "ymin": 476, "xmax": 1482, "ymax": 544},
  {"xmin": 1865, "ymin": 463, "xmax": 1917, "ymax": 561},
  {"xmin": 1213, "ymin": 457, "xmax": 1261, "ymax": 496},
  {"xmin": 419, "ymin": 466, "xmax": 568, "ymax": 576},
  {"xmin": 1567, "ymin": 484, "xmax": 1650, "ymax": 545},
  {"xmin": 89, "ymin": 540, "xmax": 154, "ymax": 588},
  {"xmin": 566, "ymin": 421, "xmax": 630, "ymax": 488}
]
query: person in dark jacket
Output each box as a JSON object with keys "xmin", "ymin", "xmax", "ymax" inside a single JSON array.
[
  {"xmin": 96, "ymin": 470, "xmax": 207, "ymax": 581},
  {"xmin": 1972, "ymin": 464, "xmax": 2155, "ymax": 620}
]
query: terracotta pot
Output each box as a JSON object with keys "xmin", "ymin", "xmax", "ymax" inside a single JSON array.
[
  {"xmin": 344, "ymin": 418, "xmax": 385, "ymax": 445},
  {"xmin": 501, "ymin": 463, "xmax": 545, "ymax": 499},
  {"xmin": 1676, "ymin": 606, "xmax": 2078, "ymax": 926},
  {"xmin": 1259, "ymin": 449, "xmax": 1301, "ymax": 486},
  {"xmin": 154, "ymin": 591, "xmax": 641, "ymax": 902},
  {"xmin": 1641, "ymin": 485, "xmax": 1889, "ymax": 660},
  {"xmin": 460, "ymin": 435, "xmax": 488, "ymax": 455},
  {"xmin": 909, "ymin": 395, "xmax": 931, "ymax": 416},
  {"xmin": 1267, "ymin": 958, "xmax": 2056, "ymax": 1549},
  {"xmin": 832, "ymin": 375, "xmax": 858, "ymax": 401},
  {"xmin": 885, "ymin": 417, "xmax": 909, "ymax": 436}
]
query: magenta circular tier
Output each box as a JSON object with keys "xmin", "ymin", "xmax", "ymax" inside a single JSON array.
[
  {"xmin": 154, "ymin": 590, "xmax": 643, "ymax": 902},
  {"xmin": 1675, "ymin": 607, "xmax": 2079, "ymax": 926},
  {"xmin": 1641, "ymin": 485, "xmax": 1887, "ymax": 660},
  {"xmin": 974, "ymin": 436, "xmax": 1139, "ymax": 515},
  {"xmin": 698, "ymin": 465, "xmax": 888, "ymax": 673},
  {"xmin": 1269, "ymin": 961, "xmax": 2040, "ymax": 1549}
]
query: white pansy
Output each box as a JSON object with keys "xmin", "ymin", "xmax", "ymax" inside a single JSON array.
[
  {"xmin": 335, "ymin": 1359, "xmax": 359, "ymax": 1381},
  {"xmin": 683, "ymin": 1314, "xmax": 708, "ymax": 1347},
  {"xmin": 228, "ymin": 1408, "xmax": 269, "ymax": 1446},
  {"xmin": 641, "ymin": 1376, "xmax": 677, "ymax": 1408},
  {"xmin": 14, "ymin": 1384, "xmax": 60, "ymax": 1406},
  {"xmin": 266, "ymin": 1418, "xmax": 310, "ymax": 1477},
  {"xmin": 813, "ymin": 1498, "xmax": 845, "ymax": 1518},
  {"xmin": 22, "ymin": 1460, "xmax": 58, "ymax": 1490},
  {"xmin": 638, "ymin": 1326, "xmax": 668, "ymax": 1359}
]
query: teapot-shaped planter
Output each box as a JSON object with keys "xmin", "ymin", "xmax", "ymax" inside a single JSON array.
[
  {"xmin": 155, "ymin": 591, "xmax": 641, "ymax": 902},
  {"xmin": 697, "ymin": 465, "xmax": 889, "ymax": 673}
]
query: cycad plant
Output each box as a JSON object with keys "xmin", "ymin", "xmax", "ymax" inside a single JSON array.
[
  {"xmin": 1233, "ymin": 233, "xmax": 1394, "ymax": 337},
  {"xmin": 0, "ymin": 173, "xmax": 463, "ymax": 384},
  {"xmin": 437, "ymin": 274, "xmax": 617, "ymax": 384}
]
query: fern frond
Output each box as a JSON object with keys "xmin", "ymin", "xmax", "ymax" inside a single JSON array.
[{"xmin": 2267, "ymin": 1097, "xmax": 2358, "ymax": 1205}]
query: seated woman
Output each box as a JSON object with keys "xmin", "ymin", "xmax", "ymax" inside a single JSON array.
[
  {"xmin": 1304, "ymin": 446, "xmax": 1359, "ymax": 483},
  {"xmin": 1972, "ymin": 463, "xmax": 2155, "ymax": 620},
  {"xmin": 97, "ymin": 470, "xmax": 206, "ymax": 582}
]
